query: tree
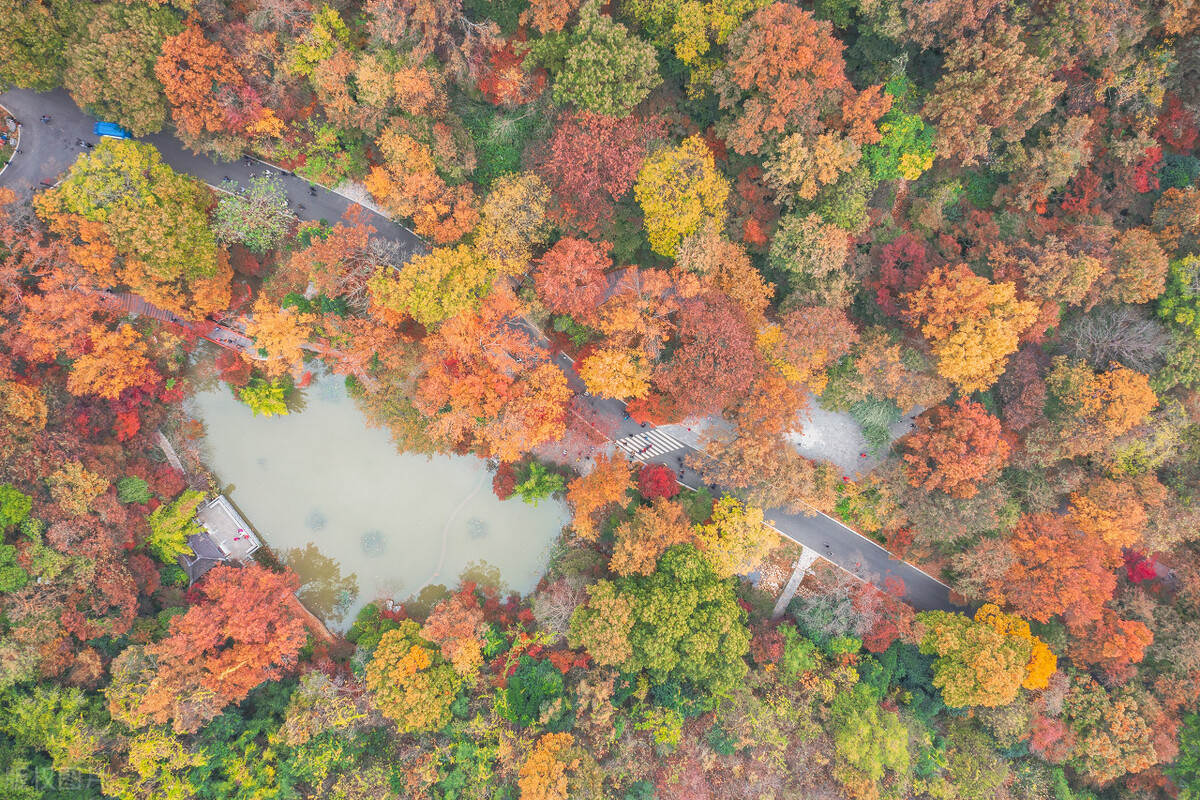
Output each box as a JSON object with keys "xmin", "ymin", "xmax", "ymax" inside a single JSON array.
[
  {"xmin": 282, "ymin": 210, "xmax": 380, "ymax": 313},
  {"xmin": 364, "ymin": 0, "xmax": 498, "ymax": 81},
  {"xmin": 655, "ymin": 290, "xmax": 763, "ymax": 417},
  {"xmin": 917, "ymin": 607, "xmax": 1033, "ymax": 708},
  {"xmin": 768, "ymin": 212, "xmax": 853, "ymax": 308},
  {"xmin": 35, "ymin": 139, "xmax": 230, "ymax": 321},
  {"xmin": 473, "ymin": 173, "xmax": 551, "ymax": 276},
  {"xmin": 544, "ymin": 0, "xmax": 661, "ymax": 117},
  {"xmin": 365, "ymin": 620, "xmax": 461, "ymax": 733},
  {"xmin": 421, "ymin": 588, "xmax": 486, "ymax": 679},
  {"xmin": 902, "ymin": 400, "xmax": 1011, "ymax": 498},
  {"xmin": 1067, "ymin": 608, "xmax": 1153, "ymax": 681},
  {"xmin": 213, "ymin": 174, "xmax": 296, "ymax": 255},
  {"xmin": 896, "ymin": 0, "xmax": 1008, "ymax": 47},
  {"xmin": 991, "ymin": 235, "xmax": 1104, "ymax": 308},
  {"xmin": 0, "ymin": 0, "xmax": 68, "ymax": 90},
  {"xmin": 0, "ymin": 485, "xmax": 32, "ymax": 533},
  {"xmin": 578, "ymin": 347, "xmax": 651, "ymax": 400},
  {"xmin": 47, "ymin": 461, "xmax": 107, "ymax": 516},
  {"xmin": 533, "ymin": 237, "xmax": 612, "ymax": 323},
  {"xmin": 1002, "ymin": 513, "xmax": 1116, "ymax": 628},
  {"xmin": 903, "ymin": 265, "xmax": 1039, "ymax": 393},
  {"xmin": 571, "ymin": 544, "xmax": 750, "ymax": 694},
  {"xmin": 863, "ymin": 106, "xmax": 935, "ymax": 182},
  {"xmin": 66, "ymin": 325, "xmax": 154, "ymax": 400},
  {"xmin": 974, "ymin": 604, "xmax": 1057, "ymax": 691},
  {"xmin": 63, "ymin": 2, "xmax": 179, "ymax": 135},
  {"xmin": 368, "ymin": 245, "xmax": 493, "ymax": 328},
  {"xmin": 566, "ymin": 453, "xmax": 634, "ymax": 540},
  {"xmin": 136, "ymin": 565, "xmax": 308, "ymax": 732},
  {"xmin": 713, "ymin": 3, "xmax": 857, "ymax": 156},
  {"xmin": 415, "ymin": 291, "xmax": 570, "ymax": 459},
  {"xmin": 759, "ymin": 306, "xmax": 858, "ymax": 393},
  {"xmin": 1159, "ymin": 255, "xmax": 1200, "ymax": 339},
  {"xmin": 365, "ymin": 119, "xmax": 480, "ymax": 244},
  {"xmin": 596, "ymin": 268, "xmax": 680, "ymax": 358},
  {"xmin": 154, "ymin": 21, "xmax": 243, "ymax": 146},
  {"xmin": 1110, "ymin": 228, "xmax": 1169, "ymax": 304},
  {"xmin": 145, "ymin": 490, "xmax": 204, "ymax": 564},
  {"xmin": 611, "ymin": 499, "xmax": 693, "ymax": 576},
  {"xmin": 692, "ymin": 496, "xmax": 774, "ymax": 579},
  {"xmin": 829, "ymin": 683, "xmax": 911, "ymax": 798},
  {"xmin": 1038, "ymin": 356, "xmax": 1158, "ymax": 459},
  {"xmin": 922, "ymin": 19, "xmax": 1062, "ymax": 164},
  {"xmin": 636, "ymin": 463, "xmax": 679, "ymax": 501},
  {"xmin": 513, "ymin": 461, "xmax": 567, "ymax": 506},
  {"xmin": 522, "ymin": 0, "xmax": 584, "ymax": 33},
  {"xmin": 243, "ymin": 295, "xmax": 316, "ymax": 379},
  {"xmin": 536, "ymin": 112, "xmax": 661, "ymax": 233},
  {"xmin": 675, "ymin": 221, "xmax": 775, "ymax": 325},
  {"xmin": 1068, "ymin": 478, "xmax": 1148, "ymax": 550},
  {"xmin": 519, "ymin": 733, "xmax": 595, "ymax": 800},
  {"xmin": 1153, "ymin": 187, "xmax": 1200, "ymax": 255},
  {"xmin": 634, "ymin": 135, "xmax": 731, "ymax": 258},
  {"xmin": 569, "ymin": 581, "xmax": 635, "ymax": 665},
  {"xmin": 239, "ymin": 378, "xmax": 290, "ymax": 418},
  {"xmin": 1064, "ymin": 675, "xmax": 1160, "ymax": 784},
  {"xmin": 765, "ymin": 132, "xmax": 861, "ymax": 207}
]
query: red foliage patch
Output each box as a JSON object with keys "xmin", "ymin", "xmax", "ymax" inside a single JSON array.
[
  {"xmin": 216, "ymin": 349, "xmax": 252, "ymax": 388},
  {"xmin": 1158, "ymin": 94, "xmax": 1199, "ymax": 151},
  {"xmin": 477, "ymin": 33, "xmax": 546, "ymax": 107},
  {"xmin": 114, "ymin": 410, "xmax": 141, "ymax": 442},
  {"xmin": 1133, "ymin": 146, "xmax": 1163, "ymax": 193},
  {"xmin": 1124, "ymin": 551, "xmax": 1158, "ymax": 583},
  {"xmin": 637, "ymin": 463, "xmax": 680, "ymax": 500},
  {"xmin": 492, "ymin": 461, "xmax": 518, "ymax": 500},
  {"xmin": 749, "ymin": 623, "xmax": 785, "ymax": 665}
]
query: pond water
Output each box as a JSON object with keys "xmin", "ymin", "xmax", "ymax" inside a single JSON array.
[{"xmin": 186, "ymin": 367, "xmax": 569, "ymax": 630}]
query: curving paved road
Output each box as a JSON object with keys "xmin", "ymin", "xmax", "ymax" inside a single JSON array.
[
  {"xmin": 0, "ymin": 88, "xmax": 425, "ymax": 254},
  {"xmin": 1, "ymin": 88, "xmax": 959, "ymax": 613}
]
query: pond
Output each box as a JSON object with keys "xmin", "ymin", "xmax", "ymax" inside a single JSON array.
[{"xmin": 186, "ymin": 364, "xmax": 570, "ymax": 630}]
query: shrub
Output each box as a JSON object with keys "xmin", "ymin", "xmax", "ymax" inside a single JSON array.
[{"xmin": 117, "ymin": 476, "xmax": 152, "ymax": 505}]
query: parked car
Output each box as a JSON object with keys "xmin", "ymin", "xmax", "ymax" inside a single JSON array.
[{"xmin": 92, "ymin": 121, "xmax": 131, "ymax": 139}]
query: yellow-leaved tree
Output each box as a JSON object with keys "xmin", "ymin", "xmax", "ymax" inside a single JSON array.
[
  {"xmin": 577, "ymin": 346, "xmax": 651, "ymax": 399},
  {"xmin": 368, "ymin": 245, "xmax": 493, "ymax": 328},
  {"xmin": 692, "ymin": 496, "xmax": 774, "ymax": 578},
  {"xmin": 473, "ymin": 173, "xmax": 551, "ymax": 276},
  {"xmin": 634, "ymin": 135, "xmax": 730, "ymax": 258}
]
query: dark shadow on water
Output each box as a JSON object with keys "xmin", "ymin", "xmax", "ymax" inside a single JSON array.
[
  {"xmin": 280, "ymin": 543, "xmax": 359, "ymax": 626},
  {"xmin": 459, "ymin": 560, "xmax": 508, "ymax": 596},
  {"xmin": 284, "ymin": 382, "xmax": 308, "ymax": 415}
]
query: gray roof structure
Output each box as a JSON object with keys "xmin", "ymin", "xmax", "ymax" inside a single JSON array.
[{"xmin": 177, "ymin": 495, "xmax": 262, "ymax": 584}]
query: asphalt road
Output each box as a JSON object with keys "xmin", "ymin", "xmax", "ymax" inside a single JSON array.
[
  {"xmin": 524, "ymin": 323, "xmax": 959, "ymax": 613},
  {"xmin": 0, "ymin": 88, "xmax": 426, "ymax": 255},
  {"xmin": 2, "ymin": 87, "xmax": 959, "ymax": 613}
]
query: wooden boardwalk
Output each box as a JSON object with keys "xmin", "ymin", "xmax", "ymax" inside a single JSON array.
[{"xmin": 96, "ymin": 290, "xmax": 190, "ymax": 325}]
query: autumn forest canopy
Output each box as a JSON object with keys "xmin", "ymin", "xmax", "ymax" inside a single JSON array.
[{"xmin": 3, "ymin": 0, "xmax": 1200, "ymax": 798}]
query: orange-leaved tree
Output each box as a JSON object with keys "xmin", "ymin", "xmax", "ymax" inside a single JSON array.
[
  {"xmin": 566, "ymin": 453, "xmax": 634, "ymax": 541},
  {"xmin": 134, "ymin": 564, "xmax": 307, "ymax": 733},
  {"xmin": 903, "ymin": 264, "xmax": 1038, "ymax": 393},
  {"xmin": 243, "ymin": 295, "xmax": 316, "ymax": 378},
  {"xmin": 902, "ymin": 399, "xmax": 1011, "ymax": 498}
]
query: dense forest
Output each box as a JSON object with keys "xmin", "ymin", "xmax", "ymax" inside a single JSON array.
[{"xmin": 2, "ymin": 0, "xmax": 1200, "ymax": 797}]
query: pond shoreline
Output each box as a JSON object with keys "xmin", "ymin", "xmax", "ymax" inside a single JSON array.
[{"xmin": 183, "ymin": 361, "xmax": 570, "ymax": 631}]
